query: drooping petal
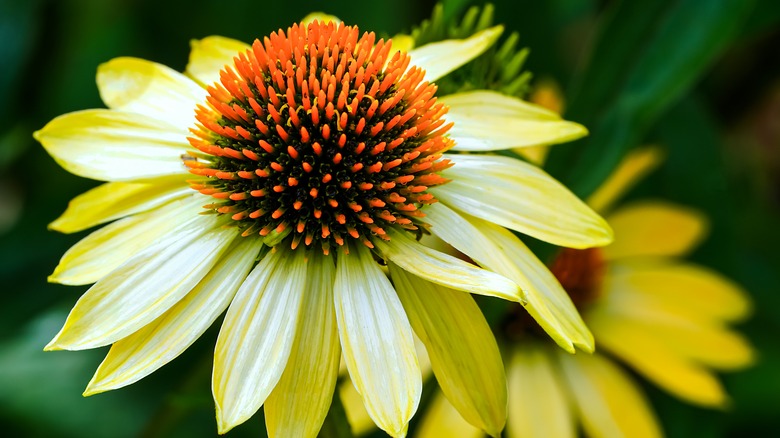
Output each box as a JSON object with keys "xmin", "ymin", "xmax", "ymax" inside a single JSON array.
[
  {"xmin": 417, "ymin": 391, "xmax": 482, "ymax": 438},
  {"xmin": 603, "ymin": 201, "xmax": 708, "ymax": 260},
  {"xmin": 507, "ymin": 345, "xmax": 575, "ymax": 438},
  {"xmin": 425, "ymin": 204, "xmax": 592, "ymax": 353},
  {"xmin": 374, "ymin": 228, "xmax": 523, "ymax": 303},
  {"xmin": 557, "ymin": 351, "xmax": 663, "ymax": 438},
  {"xmin": 34, "ymin": 109, "xmax": 190, "ymax": 182},
  {"xmin": 408, "ymin": 26, "xmax": 503, "ymax": 82},
  {"xmin": 334, "ymin": 244, "xmax": 421, "ymax": 438},
  {"xmin": 390, "ymin": 265, "xmax": 506, "ymax": 437},
  {"xmin": 213, "ymin": 247, "xmax": 308, "ymax": 433},
  {"xmin": 45, "ymin": 214, "xmax": 236, "ymax": 350},
  {"xmin": 84, "ymin": 236, "xmax": 262, "ymax": 395},
  {"xmin": 265, "ymin": 252, "xmax": 340, "ymax": 438},
  {"xmin": 587, "ymin": 310, "xmax": 728, "ymax": 407},
  {"xmin": 97, "ymin": 57, "xmax": 206, "ymax": 130},
  {"xmin": 186, "ymin": 36, "xmax": 250, "ymax": 86},
  {"xmin": 49, "ymin": 195, "xmax": 204, "ymax": 286},
  {"xmin": 432, "ymin": 154, "xmax": 612, "ymax": 248},
  {"xmin": 604, "ymin": 261, "xmax": 752, "ymax": 322},
  {"xmin": 586, "ymin": 147, "xmax": 663, "ymax": 213},
  {"xmin": 48, "ymin": 176, "xmax": 190, "ymax": 233},
  {"xmin": 442, "ymin": 90, "xmax": 587, "ymax": 151}
]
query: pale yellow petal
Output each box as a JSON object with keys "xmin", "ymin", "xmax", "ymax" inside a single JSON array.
[
  {"xmin": 409, "ymin": 26, "xmax": 503, "ymax": 82},
  {"xmin": 603, "ymin": 201, "xmax": 708, "ymax": 260},
  {"xmin": 417, "ymin": 391, "xmax": 482, "ymax": 438},
  {"xmin": 507, "ymin": 345, "xmax": 575, "ymax": 438},
  {"xmin": 49, "ymin": 195, "xmax": 204, "ymax": 286},
  {"xmin": 35, "ymin": 109, "xmax": 189, "ymax": 182},
  {"xmin": 374, "ymin": 227, "xmax": 523, "ymax": 303},
  {"xmin": 391, "ymin": 265, "xmax": 506, "ymax": 437},
  {"xmin": 84, "ymin": 236, "xmax": 262, "ymax": 395},
  {"xmin": 334, "ymin": 244, "xmax": 421, "ymax": 438},
  {"xmin": 213, "ymin": 247, "xmax": 308, "ymax": 433},
  {"xmin": 586, "ymin": 147, "xmax": 663, "ymax": 213},
  {"xmin": 97, "ymin": 57, "xmax": 205, "ymax": 130},
  {"xmin": 557, "ymin": 351, "xmax": 663, "ymax": 438},
  {"xmin": 45, "ymin": 215, "xmax": 235, "ymax": 350},
  {"xmin": 455, "ymin": 212, "xmax": 594, "ymax": 353},
  {"xmin": 186, "ymin": 36, "xmax": 250, "ymax": 86},
  {"xmin": 604, "ymin": 261, "xmax": 752, "ymax": 322},
  {"xmin": 265, "ymin": 252, "xmax": 340, "ymax": 438},
  {"xmin": 433, "ymin": 154, "xmax": 612, "ymax": 248},
  {"xmin": 587, "ymin": 311, "xmax": 729, "ymax": 407},
  {"xmin": 300, "ymin": 12, "xmax": 341, "ymax": 26},
  {"xmin": 49, "ymin": 176, "xmax": 190, "ymax": 233},
  {"xmin": 390, "ymin": 34, "xmax": 415, "ymax": 53},
  {"xmin": 442, "ymin": 90, "xmax": 587, "ymax": 151}
]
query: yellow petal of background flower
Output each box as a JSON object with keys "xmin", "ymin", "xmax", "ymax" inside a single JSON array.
[
  {"xmin": 97, "ymin": 57, "xmax": 205, "ymax": 130},
  {"xmin": 45, "ymin": 215, "xmax": 235, "ymax": 350},
  {"xmin": 300, "ymin": 12, "xmax": 341, "ymax": 26},
  {"xmin": 443, "ymin": 90, "xmax": 587, "ymax": 151},
  {"xmin": 34, "ymin": 109, "xmax": 189, "ymax": 182},
  {"xmin": 408, "ymin": 26, "xmax": 503, "ymax": 82},
  {"xmin": 374, "ymin": 228, "xmax": 523, "ymax": 303},
  {"xmin": 49, "ymin": 195, "xmax": 204, "ymax": 286},
  {"xmin": 604, "ymin": 201, "xmax": 708, "ymax": 260},
  {"xmin": 390, "ymin": 265, "xmax": 507, "ymax": 437},
  {"xmin": 587, "ymin": 311, "xmax": 729, "ymax": 407},
  {"xmin": 433, "ymin": 154, "xmax": 612, "ymax": 249},
  {"xmin": 340, "ymin": 376, "xmax": 379, "ymax": 437},
  {"xmin": 84, "ymin": 237, "xmax": 262, "ymax": 395},
  {"xmin": 586, "ymin": 147, "xmax": 663, "ymax": 213},
  {"xmin": 507, "ymin": 345, "xmax": 575, "ymax": 438},
  {"xmin": 186, "ymin": 36, "xmax": 250, "ymax": 86},
  {"xmin": 213, "ymin": 247, "xmax": 308, "ymax": 433},
  {"xmin": 48, "ymin": 176, "xmax": 190, "ymax": 233},
  {"xmin": 557, "ymin": 351, "xmax": 663, "ymax": 438},
  {"xmin": 265, "ymin": 252, "xmax": 340, "ymax": 438},
  {"xmin": 473, "ymin": 215, "xmax": 595, "ymax": 353},
  {"xmin": 417, "ymin": 391, "xmax": 482, "ymax": 438},
  {"xmin": 605, "ymin": 261, "xmax": 752, "ymax": 322},
  {"xmin": 334, "ymin": 244, "xmax": 421, "ymax": 438}
]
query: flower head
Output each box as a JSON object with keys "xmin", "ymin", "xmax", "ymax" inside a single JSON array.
[
  {"xmin": 419, "ymin": 148, "xmax": 754, "ymax": 438},
  {"xmin": 36, "ymin": 17, "xmax": 610, "ymax": 437}
]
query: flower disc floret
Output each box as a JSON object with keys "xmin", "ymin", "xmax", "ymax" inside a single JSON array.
[{"xmin": 186, "ymin": 20, "xmax": 454, "ymax": 254}]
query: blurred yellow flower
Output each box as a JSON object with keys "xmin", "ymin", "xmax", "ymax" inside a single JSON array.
[
  {"xmin": 419, "ymin": 148, "xmax": 754, "ymax": 438},
  {"xmin": 34, "ymin": 16, "xmax": 610, "ymax": 438}
]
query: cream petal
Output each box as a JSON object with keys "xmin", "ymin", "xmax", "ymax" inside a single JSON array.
[
  {"xmin": 45, "ymin": 214, "xmax": 236, "ymax": 350},
  {"xmin": 558, "ymin": 351, "xmax": 663, "ymax": 438},
  {"xmin": 186, "ymin": 36, "xmax": 250, "ymax": 86},
  {"xmin": 374, "ymin": 228, "xmax": 522, "ymax": 303},
  {"xmin": 84, "ymin": 236, "xmax": 262, "ymax": 395},
  {"xmin": 603, "ymin": 201, "xmax": 708, "ymax": 260},
  {"xmin": 334, "ymin": 244, "xmax": 421, "ymax": 438},
  {"xmin": 49, "ymin": 195, "xmax": 205, "ymax": 286},
  {"xmin": 442, "ymin": 90, "xmax": 587, "ymax": 151},
  {"xmin": 432, "ymin": 154, "xmax": 612, "ymax": 248},
  {"xmin": 430, "ymin": 207, "xmax": 593, "ymax": 353},
  {"xmin": 390, "ymin": 265, "xmax": 506, "ymax": 437},
  {"xmin": 35, "ymin": 109, "xmax": 190, "ymax": 182},
  {"xmin": 417, "ymin": 391, "xmax": 483, "ymax": 438},
  {"xmin": 265, "ymin": 252, "xmax": 341, "ymax": 438},
  {"xmin": 586, "ymin": 147, "xmax": 663, "ymax": 213},
  {"xmin": 408, "ymin": 26, "xmax": 503, "ymax": 82},
  {"xmin": 49, "ymin": 176, "xmax": 190, "ymax": 233},
  {"xmin": 213, "ymin": 247, "xmax": 308, "ymax": 433},
  {"xmin": 507, "ymin": 345, "xmax": 575, "ymax": 438},
  {"xmin": 587, "ymin": 311, "xmax": 728, "ymax": 407},
  {"xmin": 97, "ymin": 57, "xmax": 205, "ymax": 130}
]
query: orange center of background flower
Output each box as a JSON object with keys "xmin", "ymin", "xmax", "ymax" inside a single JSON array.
[{"xmin": 184, "ymin": 20, "xmax": 454, "ymax": 254}]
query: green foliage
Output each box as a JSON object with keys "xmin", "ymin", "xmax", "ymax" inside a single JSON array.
[{"xmin": 408, "ymin": 3, "xmax": 532, "ymax": 98}]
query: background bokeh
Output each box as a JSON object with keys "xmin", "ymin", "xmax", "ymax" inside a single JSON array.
[{"xmin": 1, "ymin": 0, "xmax": 779, "ymax": 436}]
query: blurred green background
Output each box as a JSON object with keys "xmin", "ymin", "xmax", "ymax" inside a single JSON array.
[{"xmin": 1, "ymin": 0, "xmax": 779, "ymax": 436}]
